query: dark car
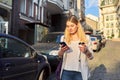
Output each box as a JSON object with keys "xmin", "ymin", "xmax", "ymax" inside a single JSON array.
[
  {"xmin": 33, "ymin": 32, "xmax": 64, "ymax": 72},
  {"xmin": 0, "ymin": 33, "xmax": 51, "ymax": 80}
]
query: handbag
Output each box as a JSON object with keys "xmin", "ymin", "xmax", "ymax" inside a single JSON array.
[{"xmin": 55, "ymin": 59, "xmax": 63, "ymax": 80}]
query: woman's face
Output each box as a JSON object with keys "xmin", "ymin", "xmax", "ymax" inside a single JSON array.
[{"xmin": 66, "ymin": 21, "xmax": 78, "ymax": 35}]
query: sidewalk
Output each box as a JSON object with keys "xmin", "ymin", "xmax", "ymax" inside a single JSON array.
[{"xmin": 111, "ymin": 38, "xmax": 120, "ymax": 41}]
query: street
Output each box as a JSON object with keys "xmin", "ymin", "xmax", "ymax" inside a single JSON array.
[
  {"xmin": 0, "ymin": 0, "xmax": 120, "ymax": 80},
  {"xmin": 88, "ymin": 40, "xmax": 120, "ymax": 80}
]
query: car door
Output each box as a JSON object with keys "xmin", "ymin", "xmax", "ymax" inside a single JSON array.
[{"xmin": 0, "ymin": 37, "xmax": 38, "ymax": 80}]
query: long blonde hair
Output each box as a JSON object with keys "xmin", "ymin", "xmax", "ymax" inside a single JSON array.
[{"xmin": 64, "ymin": 15, "xmax": 88, "ymax": 44}]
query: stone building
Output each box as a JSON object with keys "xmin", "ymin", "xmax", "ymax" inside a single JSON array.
[
  {"xmin": 99, "ymin": 0, "xmax": 120, "ymax": 39},
  {"xmin": 85, "ymin": 14, "xmax": 98, "ymax": 35}
]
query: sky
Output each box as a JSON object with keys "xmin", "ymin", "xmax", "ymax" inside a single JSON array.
[{"xmin": 85, "ymin": 0, "xmax": 99, "ymax": 17}]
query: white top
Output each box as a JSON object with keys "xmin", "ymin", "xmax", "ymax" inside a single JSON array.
[
  {"xmin": 64, "ymin": 41, "xmax": 81, "ymax": 72},
  {"xmin": 60, "ymin": 35, "xmax": 94, "ymax": 80}
]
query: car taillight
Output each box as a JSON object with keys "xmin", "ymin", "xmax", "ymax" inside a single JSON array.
[{"xmin": 94, "ymin": 42, "xmax": 97, "ymax": 44}]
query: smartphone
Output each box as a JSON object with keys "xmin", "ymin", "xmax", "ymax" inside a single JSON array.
[
  {"xmin": 59, "ymin": 42, "xmax": 67, "ymax": 47},
  {"xmin": 79, "ymin": 42, "xmax": 85, "ymax": 47},
  {"xmin": 79, "ymin": 42, "xmax": 85, "ymax": 45}
]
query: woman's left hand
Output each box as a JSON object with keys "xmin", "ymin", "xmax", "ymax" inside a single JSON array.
[{"xmin": 78, "ymin": 44, "xmax": 87, "ymax": 53}]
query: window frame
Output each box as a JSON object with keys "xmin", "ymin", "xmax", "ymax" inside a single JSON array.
[{"xmin": 0, "ymin": 37, "xmax": 33, "ymax": 58}]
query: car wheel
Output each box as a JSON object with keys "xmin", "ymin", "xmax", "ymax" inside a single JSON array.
[{"xmin": 38, "ymin": 69, "xmax": 45, "ymax": 80}]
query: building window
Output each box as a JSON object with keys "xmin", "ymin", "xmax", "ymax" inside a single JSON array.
[
  {"xmin": 34, "ymin": 3, "xmax": 38, "ymax": 20},
  {"xmin": 74, "ymin": 0, "xmax": 77, "ymax": 11},
  {"xmin": 28, "ymin": 0, "xmax": 33, "ymax": 17},
  {"xmin": 101, "ymin": 0, "xmax": 105, "ymax": 6},
  {"xmin": 60, "ymin": 0, "xmax": 63, "ymax": 2},
  {"xmin": 39, "ymin": 7, "xmax": 42, "ymax": 21},
  {"xmin": 116, "ymin": 22, "xmax": 118, "ymax": 27},
  {"xmin": 106, "ymin": 16, "xmax": 109, "ymax": 21},
  {"xmin": 43, "ymin": 9, "xmax": 47, "ymax": 24},
  {"xmin": 69, "ymin": 0, "xmax": 74, "ymax": 9},
  {"xmin": 110, "ymin": 15, "xmax": 113, "ymax": 20},
  {"xmin": 116, "ymin": 15, "xmax": 119, "ymax": 20},
  {"xmin": 105, "ymin": 0, "xmax": 109, "ymax": 5},
  {"xmin": 20, "ymin": 0, "xmax": 26, "ymax": 14},
  {"xmin": 107, "ymin": 30, "xmax": 109, "ymax": 36},
  {"xmin": 109, "ymin": 0, "xmax": 112, "ymax": 4},
  {"xmin": 111, "ymin": 23, "xmax": 114, "ymax": 28},
  {"xmin": 118, "ymin": 7, "xmax": 120, "ymax": 12},
  {"xmin": 106, "ymin": 23, "xmax": 109, "ymax": 28}
]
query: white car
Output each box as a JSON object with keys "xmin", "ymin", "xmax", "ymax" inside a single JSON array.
[{"xmin": 90, "ymin": 37, "xmax": 101, "ymax": 52}]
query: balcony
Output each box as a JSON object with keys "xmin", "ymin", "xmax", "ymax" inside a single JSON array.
[
  {"xmin": 100, "ymin": 0, "xmax": 119, "ymax": 8},
  {"xmin": 44, "ymin": 0, "xmax": 64, "ymax": 14},
  {"xmin": 0, "ymin": 0, "xmax": 12, "ymax": 11}
]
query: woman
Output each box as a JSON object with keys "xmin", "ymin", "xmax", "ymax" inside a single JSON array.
[{"xmin": 58, "ymin": 15, "xmax": 93, "ymax": 80}]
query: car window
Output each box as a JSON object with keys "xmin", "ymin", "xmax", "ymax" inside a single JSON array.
[
  {"xmin": 41, "ymin": 33, "xmax": 63, "ymax": 43},
  {"xmin": 41, "ymin": 34, "xmax": 56, "ymax": 43},
  {"xmin": 56, "ymin": 35, "xmax": 63, "ymax": 43},
  {"xmin": 0, "ymin": 37, "xmax": 31, "ymax": 58},
  {"xmin": 91, "ymin": 37, "xmax": 96, "ymax": 41},
  {"xmin": 96, "ymin": 36, "xmax": 102, "ymax": 40}
]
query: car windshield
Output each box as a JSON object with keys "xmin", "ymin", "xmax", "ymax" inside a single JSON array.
[
  {"xmin": 91, "ymin": 37, "xmax": 96, "ymax": 41},
  {"xmin": 96, "ymin": 36, "xmax": 102, "ymax": 40},
  {"xmin": 40, "ymin": 32, "xmax": 63, "ymax": 43},
  {"xmin": 90, "ymin": 35, "xmax": 102, "ymax": 41}
]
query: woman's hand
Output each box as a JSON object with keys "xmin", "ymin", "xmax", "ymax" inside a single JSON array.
[
  {"xmin": 58, "ymin": 45, "xmax": 69, "ymax": 58},
  {"xmin": 78, "ymin": 44, "xmax": 87, "ymax": 53},
  {"xmin": 79, "ymin": 44, "xmax": 93, "ymax": 60},
  {"xmin": 60, "ymin": 45, "xmax": 69, "ymax": 52}
]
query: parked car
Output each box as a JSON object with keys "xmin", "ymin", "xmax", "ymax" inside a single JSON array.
[
  {"xmin": 101, "ymin": 36, "xmax": 107, "ymax": 47},
  {"xmin": 33, "ymin": 32, "xmax": 64, "ymax": 72},
  {"xmin": 90, "ymin": 36, "xmax": 101, "ymax": 52},
  {"xmin": 0, "ymin": 33, "xmax": 51, "ymax": 80},
  {"xmin": 90, "ymin": 35, "xmax": 103, "ymax": 47}
]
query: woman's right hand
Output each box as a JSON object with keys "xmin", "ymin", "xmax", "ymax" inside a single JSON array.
[
  {"xmin": 61, "ymin": 44, "xmax": 69, "ymax": 52},
  {"xmin": 58, "ymin": 45, "xmax": 69, "ymax": 58}
]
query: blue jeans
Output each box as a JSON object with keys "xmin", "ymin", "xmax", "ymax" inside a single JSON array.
[{"xmin": 61, "ymin": 70, "xmax": 83, "ymax": 80}]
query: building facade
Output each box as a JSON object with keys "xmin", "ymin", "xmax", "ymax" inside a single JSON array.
[
  {"xmin": 0, "ymin": 0, "xmax": 85, "ymax": 44},
  {"xmin": 85, "ymin": 14, "xmax": 98, "ymax": 34},
  {"xmin": 11, "ymin": 0, "xmax": 86, "ymax": 44},
  {"xmin": 0, "ymin": 0, "xmax": 12, "ymax": 34},
  {"xmin": 99, "ymin": 0, "xmax": 120, "ymax": 39},
  {"xmin": 11, "ymin": 0, "xmax": 53, "ymax": 44},
  {"xmin": 78, "ymin": 0, "xmax": 85, "ymax": 21}
]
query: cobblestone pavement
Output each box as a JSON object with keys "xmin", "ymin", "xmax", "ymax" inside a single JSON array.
[{"xmin": 88, "ymin": 40, "xmax": 120, "ymax": 80}]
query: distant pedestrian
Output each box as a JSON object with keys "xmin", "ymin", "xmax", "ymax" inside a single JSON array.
[{"xmin": 58, "ymin": 15, "xmax": 94, "ymax": 80}]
